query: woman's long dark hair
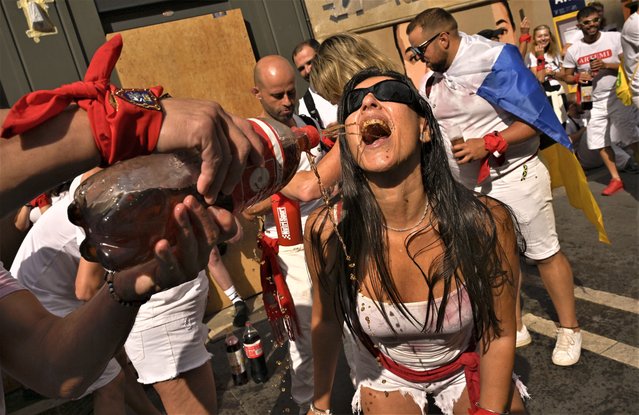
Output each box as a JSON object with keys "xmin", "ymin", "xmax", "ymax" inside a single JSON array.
[{"xmin": 309, "ymin": 68, "xmax": 521, "ymax": 350}]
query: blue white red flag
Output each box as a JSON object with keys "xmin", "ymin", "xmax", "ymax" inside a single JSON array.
[{"xmin": 449, "ymin": 35, "xmax": 573, "ymax": 150}]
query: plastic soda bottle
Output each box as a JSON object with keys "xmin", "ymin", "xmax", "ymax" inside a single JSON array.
[
  {"xmin": 242, "ymin": 321, "xmax": 268, "ymax": 383},
  {"xmin": 68, "ymin": 118, "xmax": 320, "ymax": 271},
  {"xmin": 225, "ymin": 328, "xmax": 248, "ymax": 386}
]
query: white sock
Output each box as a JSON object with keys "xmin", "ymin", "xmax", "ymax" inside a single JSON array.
[{"xmin": 224, "ymin": 286, "xmax": 242, "ymax": 304}]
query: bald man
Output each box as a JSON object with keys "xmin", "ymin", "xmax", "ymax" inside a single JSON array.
[
  {"xmin": 252, "ymin": 55, "xmax": 298, "ymax": 127},
  {"xmin": 248, "ymin": 55, "xmax": 324, "ymax": 413}
]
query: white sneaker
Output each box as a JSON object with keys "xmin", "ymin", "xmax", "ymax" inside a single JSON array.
[
  {"xmin": 552, "ymin": 327, "xmax": 582, "ymax": 366},
  {"xmin": 516, "ymin": 325, "xmax": 532, "ymax": 348}
]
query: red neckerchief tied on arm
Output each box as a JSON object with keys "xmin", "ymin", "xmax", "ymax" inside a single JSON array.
[{"xmin": 1, "ymin": 34, "xmax": 164, "ymax": 166}]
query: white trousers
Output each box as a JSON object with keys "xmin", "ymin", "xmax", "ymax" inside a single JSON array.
[{"xmin": 278, "ymin": 245, "xmax": 314, "ymax": 410}]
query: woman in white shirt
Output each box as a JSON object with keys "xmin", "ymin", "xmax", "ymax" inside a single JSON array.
[{"xmin": 525, "ymin": 25, "xmax": 568, "ymax": 126}]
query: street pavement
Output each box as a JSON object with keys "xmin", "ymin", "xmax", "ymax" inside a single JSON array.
[{"xmin": 6, "ymin": 164, "xmax": 638, "ymax": 414}]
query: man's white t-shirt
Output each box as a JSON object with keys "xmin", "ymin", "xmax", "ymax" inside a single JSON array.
[
  {"xmin": 423, "ymin": 34, "xmax": 539, "ymax": 189},
  {"xmin": 10, "ymin": 194, "xmax": 83, "ymax": 317},
  {"xmin": 563, "ymin": 31, "xmax": 623, "ymax": 101},
  {"xmin": 298, "ymin": 88, "xmax": 338, "ymax": 128}
]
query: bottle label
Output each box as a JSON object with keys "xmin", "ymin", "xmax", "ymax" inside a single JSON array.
[
  {"xmin": 243, "ymin": 340, "xmax": 264, "ymax": 359},
  {"xmin": 581, "ymin": 84, "xmax": 593, "ymax": 102},
  {"xmin": 231, "ymin": 118, "xmax": 286, "ymax": 211},
  {"xmin": 227, "ymin": 349, "xmax": 246, "ymax": 375}
]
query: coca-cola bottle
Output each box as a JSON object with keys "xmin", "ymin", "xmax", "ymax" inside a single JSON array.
[
  {"xmin": 578, "ymin": 60, "xmax": 595, "ymax": 111},
  {"xmin": 67, "ymin": 118, "xmax": 319, "ymax": 271},
  {"xmin": 225, "ymin": 328, "xmax": 248, "ymax": 386},
  {"xmin": 243, "ymin": 321, "xmax": 268, "ymax": 383},
  {"xmin": 578, "ymin": 76, "xmax": 593, "ymax": 111}
]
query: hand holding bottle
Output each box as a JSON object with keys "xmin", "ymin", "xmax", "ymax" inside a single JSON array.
[
  {"xmin": 578, "ymin": 69, "xmax": 593, "ymax": 83},
  {"xmin": 157, "ymin": 99, "xmax": 266, "ymax": 205},
  {"xmin": 589, "ymin": 58, "xmax": 604, "ymax": 75},
  {"xmin": 520, "ymin": 17, "xmax": 530, "ymax": 35},
  {"xmin": 108, "ymin": 194, "xmax": 226, "ymax": 301}
]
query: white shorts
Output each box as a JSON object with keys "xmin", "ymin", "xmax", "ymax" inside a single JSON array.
[
  {"xmin": 476, "ymin": 157, "xmax": 560, "ymax": 260},
  {"xmin": 124, "ymin": 274, "xmax": 211, "ymax": 384},
  {"xmin": 586, "ymin": 95, "xmax": 639, "ymax": 150},
  {"xmin": 352, "ymin": 350, "xmax": 528, "ymax": 415},
  {"xmin": 125, "ymin": 316, "xmax": 211, "ymax": 384}
]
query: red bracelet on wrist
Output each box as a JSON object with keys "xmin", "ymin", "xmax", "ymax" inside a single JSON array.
[
  {"xmin": 477, "ymin": 131, "xmax": 509, "ymax": 184},
  {"xmin": 484, "ymin": 131, "xmax": 509, "ymax": 158},
  {"xmin": 0, "ymin": 35, "xmax": 165, "ymax": 166},
  {"xmin": 519, "ymin": 34, "xmax": 531, "ymax": 43},
  {"xmin": 29, "ymin": 193, "xmax": 51, "ymax": 208}
]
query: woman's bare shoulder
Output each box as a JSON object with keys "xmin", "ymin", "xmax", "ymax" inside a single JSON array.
[{"xmin": 305, "ymin": 202, "xmax": 340, "ymax": 244}]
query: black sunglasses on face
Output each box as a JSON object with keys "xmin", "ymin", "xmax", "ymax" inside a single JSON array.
[
  {"xmin": 579, "ymin": 17, "xmax": 600, "ymax": 26},
  {"xmin": 408, "ymin": 32, "xmax": 444, "ymax": 61},
  {"xmin": 343, "ymin": 79, "xmax": 422, "ymax": 119}
]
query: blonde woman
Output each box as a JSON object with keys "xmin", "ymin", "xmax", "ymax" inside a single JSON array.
[
  {"xmin": 281, "ymin": 32, "xmax": 400, "ymax": 203},
  {"xmin": 525, "ymin": 25, "xmax": 568, "ymax": 124},
  {"xmin": 310, "ymin": 33, "xmax": 401, "ymax": 105}
]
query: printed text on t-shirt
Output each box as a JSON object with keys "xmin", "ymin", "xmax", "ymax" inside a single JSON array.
[{"xmin": 577, "ymin": 50, "xmax": 612, "ymax": 65}]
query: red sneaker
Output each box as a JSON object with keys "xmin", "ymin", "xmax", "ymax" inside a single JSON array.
[{"xmin": 602, "ymin": 178, "xmax": 624, "ymax": 196}]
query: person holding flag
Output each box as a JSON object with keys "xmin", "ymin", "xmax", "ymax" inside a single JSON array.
[{"xmin": 407, "ymin": 8, "xmax": 581, "ymax": 366}]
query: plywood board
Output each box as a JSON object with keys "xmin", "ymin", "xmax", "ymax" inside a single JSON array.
[
  {"xmin": 108, "ymin": 10, "xmax": 262, "ymax": 312},
  {"xmin": 107, "ymin": 10, "xmax": 261, "ymax": 117}
]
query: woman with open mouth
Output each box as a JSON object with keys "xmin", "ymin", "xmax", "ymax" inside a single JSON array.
[{"xmin": 304, "ymin": 68, "xmax": 528, "ymax": 415}]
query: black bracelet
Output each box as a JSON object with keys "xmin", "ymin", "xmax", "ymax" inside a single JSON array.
[{"xmin": 104, "ymin": 271, "xmax": 149, "ymax": 307}]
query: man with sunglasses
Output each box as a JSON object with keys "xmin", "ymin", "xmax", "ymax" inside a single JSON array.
[
  {"xmin": 407, "ymin": 8, "xmax": 583, "ymax": 366},
  {"xmin": 563, "ymin": 6, "xmax": 639, "ymax": 196}
]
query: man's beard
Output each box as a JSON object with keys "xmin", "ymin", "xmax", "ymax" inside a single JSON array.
[{"xmin": 428, "ymin": 61, "xmax": 447, "ymax": 73}]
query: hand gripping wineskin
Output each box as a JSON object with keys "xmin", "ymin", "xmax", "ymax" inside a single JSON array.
[
  {"xmin": 68, "ymin": 118, "xmax": 319, "ymax": 271},
  {"xmin": 243, "ymin": 321, "xmax": 268, "ymax": 383}
]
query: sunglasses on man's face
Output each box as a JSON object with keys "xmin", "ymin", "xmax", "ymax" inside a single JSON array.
[
  {"xmin": 343, "ymin": 79, "xmax": 421, "ymax": 119},
  {"xmin": 408, "ymin": 32, "xmax": 445, "ymax": 61},
  {"xmin": 579, "ymin": 17, "xmax": 600, "ymax": 26}
]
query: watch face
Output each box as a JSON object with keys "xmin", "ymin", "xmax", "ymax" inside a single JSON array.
[
  {"xmin": 114, "ymin": 88, "xmax": 162, "ymax": 111},
  {"xmin": 249, "ymin": 167, "xmax": 270, "ymax": 192}
]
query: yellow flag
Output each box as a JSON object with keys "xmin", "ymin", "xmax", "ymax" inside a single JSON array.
[{"xmin": 540, "ymin": 144, "xmax": 610, "ymax": 244}]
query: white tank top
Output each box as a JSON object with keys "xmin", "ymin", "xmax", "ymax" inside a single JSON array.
[{"xmin": 356, "ymin": 287, "xmax": 474, "ymax": 371}]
